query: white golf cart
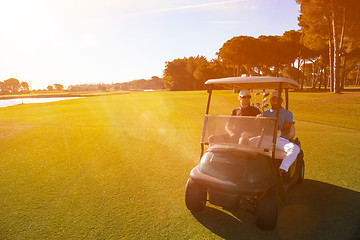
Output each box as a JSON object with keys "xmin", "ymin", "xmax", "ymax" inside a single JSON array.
[{"xmin": 185, "ymin": 76, "xmax": 304, "ymax": 230}]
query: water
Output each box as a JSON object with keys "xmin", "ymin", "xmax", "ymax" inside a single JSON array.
[{"xmin": 0, "ymin": 97, "xmax": 80, "ymax": 108}]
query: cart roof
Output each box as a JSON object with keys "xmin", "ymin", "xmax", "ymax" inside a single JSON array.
[{"xmin": 205, "ymin": 76, "xmax": 300, "ymax": 90}]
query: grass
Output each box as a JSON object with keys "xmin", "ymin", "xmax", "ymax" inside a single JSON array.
[{"xmin": 0, "ymin": 90, "xmax": 359, "ymax": 239}]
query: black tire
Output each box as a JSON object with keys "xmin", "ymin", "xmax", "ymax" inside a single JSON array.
[
  {"xmin": 297, "ymin": 158, "xmax": 305, "ymax": 184},
  {"xmin": 185, "ymin": 178, "xmax": 207, "ymax": 212},
  {"xmin": 256, "ymin": 188, "xmax": 278, "ymax": 230}
]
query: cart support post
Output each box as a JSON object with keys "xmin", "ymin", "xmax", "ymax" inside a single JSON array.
[
  {"xmin": 201, "ymin": 85, "xmax": 213, "ymax": 159},
  {"xmin": 200, "ymin": 143, "xmax": 204, "ymax": 160},
  {"xmin": 205, "ymin": 85, "xmax": 213, "ymax": 115},
  {"xmin": 272, "ymin": 83, "xmax": 283, "ymax": 159},
  {"xmin": 285, "ymin": 88, "xmax": 289, "ymax": 110}
]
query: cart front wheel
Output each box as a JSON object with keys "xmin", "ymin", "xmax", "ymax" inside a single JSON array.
[
  {"xmin": 256, "ymin": 188, "xmax": 278, "ymax": 230},
  {"xmin": 185, "ymin": 178, "xmax": 207, "ymax": 212}
]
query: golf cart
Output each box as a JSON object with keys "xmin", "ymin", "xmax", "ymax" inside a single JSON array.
[{"xmin": 185, "ymin": 77, "xmax": 304, "ymax": 230}]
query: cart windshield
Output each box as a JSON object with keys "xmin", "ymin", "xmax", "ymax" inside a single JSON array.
[{"xmin": 201, "ymin": 115, "xmax": 277, "ymax": 151}]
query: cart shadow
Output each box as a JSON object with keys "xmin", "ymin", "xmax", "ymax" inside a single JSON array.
[{"xmin": 192, "ymin": 179, "xmax": 360, "ymax": 240}]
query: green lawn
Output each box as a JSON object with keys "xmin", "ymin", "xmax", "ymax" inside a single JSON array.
[{"xmin": 0, "ymin": 90, "xmax": 359, "ymax": 239}]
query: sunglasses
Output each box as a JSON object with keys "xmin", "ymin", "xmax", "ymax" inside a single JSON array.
[{"xmin": 238, "ymin": 96, "xmax": 251, "ymax": 99}]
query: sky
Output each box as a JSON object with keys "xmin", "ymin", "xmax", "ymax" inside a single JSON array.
[{"xmin": 0, "ymin": 0, "xmax": 300, "ymax": 90}]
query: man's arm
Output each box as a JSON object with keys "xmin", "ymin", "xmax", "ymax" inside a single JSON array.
[
  {"xmin": 281, "ymin": 110, "xmax": 294, "ymax": 137},
  {"xmin": 282, "ymin": 120, "xmax": 292, "ymax": 137}
]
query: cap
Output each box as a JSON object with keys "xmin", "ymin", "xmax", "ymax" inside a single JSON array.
[
  {"xmin": 270, "ymin": 91, "xmax": 283, "ymax": 99},
  {"xmin": 238, "ymin": 89, "xmax": 251, "ymax": 97}
]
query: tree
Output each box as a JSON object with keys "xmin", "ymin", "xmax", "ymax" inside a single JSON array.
[
  {"xmin": 297, "ymin": 0, "xmax": 360, "ymax": 93},
  {"xmin": 68, "ymin": 84, "xmax": 99, "ymax": 92},
  {"xmin": 342, "ymin": 47, "xmax": 360, "ymax": 86},
  {"xmin": 97, "ymin": 84, "xmax": 108, "ymax": 91},
  {"xmin": 148, "ymin": 76, "xmax": 164, "ymax": 89},
  {"xmin": 281, "ymin": 30, "xmax": 323, "ymax": 89},
  {"xmin": 54, "ymin": 83, "xmax": 64, "ymax": 91},
  {"xmin": 258, "ymin": 35, "xmax": 294, "ymax": 76},
  {"xmin": 163, "ymin": 56, "xmax": 208, "ymax": 90},
  {"xmin": 218, "ymin": 34, "xmax": 302, "ymax": 77},
  {"xmin": 301, "ymin": 62, "xmax": 316, "ymax": 87},
  {"xmin": 47, "ymin": 85, "xmax": 54, "ymax": 91},
  {"xmin": 0, "ymin": 81, "xmax": 6, "ymax": 95},
  {"xmin": 193, "ymin": 59, "xmax": 233, "ymax": 88},
  {"xmin": 163, "ymin": 58, "xmax": 188, "ymax": 90},
  {"xmin": 217, "ymin": 36, "xmax": 261, "ymax": 76},
  {"xmin": 282, "ymin": 30, "xmax": 303, "ymax": 69},
  {"xmin": 120, "ymin": 83, "xmax": 130, "ymax": 90},
  {"xmin": 162, "ymin": 76, "xmax": 175, "ymax": 90},
  {"xmin": 348, "ymin": 63, "xmax": 360, "ymax": 86},
  {"xmin": 113, "ymin": 83, "xmax": 122, "ymax": 91},
  {"xmin": 297, "ymin": 0, "xmax": 337, "ymax": 91},
  {"xmin": 20, "ymin": 82, "xmax": 30, "ymax": 92},
  {"xmin": 282, "ymin": 66, "xmax": 304, "ymax": 83},
  {"xmin": 3, "ymin": 78, "xmax": 21, "ymax": 93}
]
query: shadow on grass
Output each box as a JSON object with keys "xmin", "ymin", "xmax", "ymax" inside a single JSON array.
[{"xmin": 192, "ymin": 180, "xmax": 360, "ymax": 240}]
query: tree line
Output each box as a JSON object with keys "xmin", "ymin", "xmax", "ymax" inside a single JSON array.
[
  {"xmin": 0, "ymin": 78, "xmax": 30, "ymax": 95},
  {"xmin": 0, "ymin": 78, "xmax": 67, "ymax": 95},
  {"xmin": 47, "ymin": 84, "xmax": 64, "ymax": 91},
  {"xmin": 68, "ymin": 76, "xmax": 164, "ymax": 92},
  {"xmin": 162, "ymin": 0, "xmax": 360, "ymax": 92},
  {"xmin": 0, "ymin": 76, "xmax": 163, "ymax": 95}
]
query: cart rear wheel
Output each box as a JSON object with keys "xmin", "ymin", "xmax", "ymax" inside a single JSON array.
[
  {"xmin": 256, "ymin": 188, "xmax": 278, "ymax": 230},
  {"xmin": 185, "ymin": 178, "xmax": 207, "ymax": 212},
  {"xmin": 297, "ymin": 158, "xmax": 305, "ymax": 184}
]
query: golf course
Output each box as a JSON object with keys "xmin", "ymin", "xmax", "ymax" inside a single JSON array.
[{"xmin": 0, "ymin": 90, "xmax": 359, "ymax": 239}]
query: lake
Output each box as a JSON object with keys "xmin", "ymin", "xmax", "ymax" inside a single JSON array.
[{"xmin": 0, "ymin": 97, "xmax": 81, "ymax": 108}]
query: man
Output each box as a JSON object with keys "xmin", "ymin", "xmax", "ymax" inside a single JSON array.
[
  {"xmin": 231, "ymin": 89, "xmax": 260, "ymax": 116},
  {"xmin": 259, "ymin": 91, "xmax": 300, "ymax": 174},
  {"xmin": 209, "ymin": 90, "xmax": 260, "ymax": 145},
  {"xmin": 225, "ymin": 90, "xmax": 260, "ymax": 141},
  {"xmin": 261, "ymin": 91, "xmax": 293, "ymax": 138}
]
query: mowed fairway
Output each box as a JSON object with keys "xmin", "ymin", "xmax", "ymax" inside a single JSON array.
[{"xmin": 0, "ymin": 91, "xmax": 359, "ymax": 239}]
